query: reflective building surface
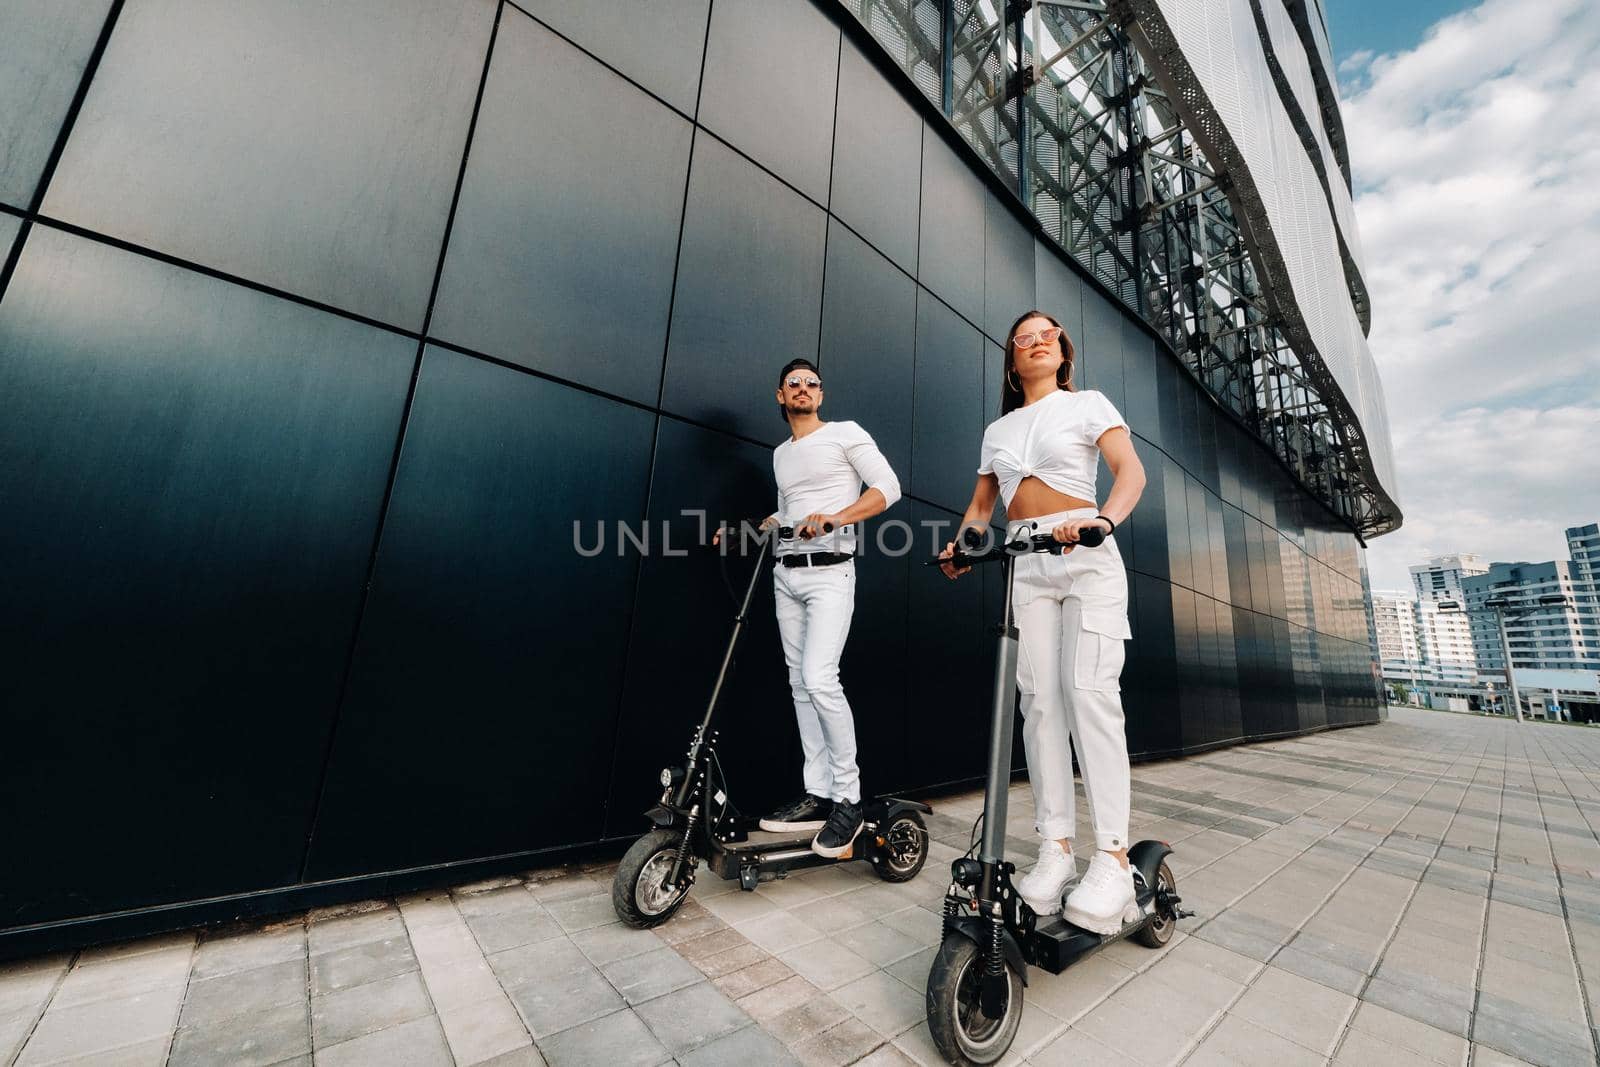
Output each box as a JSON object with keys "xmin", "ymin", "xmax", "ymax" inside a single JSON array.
[{"xmin": 0, "ymin": 0, "xmax": 1394, "ymax": 951}]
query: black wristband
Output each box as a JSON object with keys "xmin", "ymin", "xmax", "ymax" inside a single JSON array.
[{"xmin": 1095, "ymin": 514, "xmax": 1117, "ymax": 534}]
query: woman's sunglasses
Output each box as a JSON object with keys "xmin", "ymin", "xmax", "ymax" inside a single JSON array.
[
  {"xmin": 1012, "ymin": 326, "xmax": 1063, "ymax": 349},
  {"xmin": 785, "ymin": 375, "xmax": 822, "ymax": 389}
]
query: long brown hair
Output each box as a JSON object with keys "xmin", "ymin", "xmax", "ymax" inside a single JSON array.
[{"xmin": 1000, "ymin": 309, "xmax": 1075, "ymax": 415}]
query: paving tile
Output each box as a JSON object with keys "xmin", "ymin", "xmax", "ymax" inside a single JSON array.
[
  {"xmin": 698, "ymin": 890, "xmax": 780, "ymax": 926},
  {"xmin": 418, "ymin": 955, "xmax": 506, "ymax": 1013},
  {"xmin": 1184, "ymin": 1012, "xmax": 1325, "ymax": 1067},
  {"xmin": 308, "ymin": 908, "xmax": 406, "ymax": 957},
  {"xmin": 179, "ymin": 956, "xmax": 307, "ymax": 1028},
  {"xmin": 543, "ymin": 892, "xmax": 620, "ymax": 934},
  {"xmin": 736, "ymin": 974, "xmax": 823, "ymax": 1022},
  {"xmin": 76, "ymin": 932, "xmax": 195, "ymax": 966},
  {"xmin": 317, "ymin": 1014, "xmax": 452, "ymax": 1067},
  {"xmin": 736, "ymin": 911, "xmax": 826, "ymax": 955},
  {"xmin": 879, "ymin": 907, "xmax": 942, "ymax": 948},
  {"xmin": 1229, "ymin": 963, "xmax": 1354, "ymax": 1055},
  {"xmin": 167, "ymin": 999, "xmax": 310, "ymax": 1067},
  {"xmin": 711, "ymin": 956, "xmax": 795, "ymax": 1000},
  {"xmin": 487, "ymin": 939, "xmax": 590, "ymax": 988},
  {"xmin": 675, "ymin": 927, "xmax": 752, "ymax": 964},
  {"xmin": 791, "ymin": 893, "xmax": 879, "ymax": 935},
  {"xmin": 52, "ymin": 1034, "xmax": 174, "ymax": 1066},
  {"xmin": 1025, "ymin": 953, "xmax": 1135, "ymax": 1023},
  {"xmin": 1030, "ymin": 1025, "xmax": 1144, "ymax": 1066},
  {"xmin": 833, "ymin": 970, "xmax": 925, "ymax": 1037},
  {"xmin": 310, "ymin": 969, "xmax": 432, "ymax": 1049},
  {"xmin": 676, "ymin": 1023, "xmax": 800, "ymax": 1066},
  {"xmin": 1346, "ymin": 1001, "xmax": 1466, "ymax": 1065},
  {"xmin": 409, "ymin": 920, "xmax": 486, "ymax": 969},
  {"xmin": 51, "ymin": 946, "xmax": 193, "ymax": 1010},
  {"xmin": 505, "ymin": 962, "xmax": 622, "ymax": 1036},
  {"xmin": 309, "ymin": 934, "xmax": 418, "ymax": 995},
  {"xmin": 600, "ymin": 945, "xmax": 704, "ymax": 1005},
  {"xmin": 536, "ymin": 1008, "xmax": 669, "ymax": 1067},
  {"xmin": 882, "ymin": 946, "xmax": 938, "ymax": 992},
  {"xmin": 1472, "ymin": 990, "xmax": 1596, "ymax": 1067},
  {"xmin": 633, "ymin": 980, "xmax": 751, "ymax": 1054},
  {"xmin": 466, "ymin": 909, "xmax": 566, "ymax": 954},
  {"xmin": 1075, "ymin": 973, "xmax": 1221, "ymax": 1066},
  {"xmin": 440, "ymin": 995, "xmax": 531, "ymax": 1066},
  {"xmin": 0, "ymin": 959, "xmax": 67, "ymax": 1016},
  {"xmin": 693, "ymin": 942, "xmax": 770, "ymax": 979},
  {"xmin": 1468, "ymin": 1042, "xmax": 1540, "ymax": 1066},
  {"xmin": 790, "ymin": 1015, "xmax": 884, "ymax": 1067},
  {"xmin": 571, "ymin": 922, "xmax": 663, "ymax": 966},
  {"xmin": 779, "ymin": 940, "xmax": 877, "ymax": 991},
  {"xmin": 455, "ymin": 886, "xmax": 543, "ymax": 921},
  {"xmin": 18, "ymin": 985, "xmax": 184, "ymax": 1065},
  {"xmin": 763, "ymin": 995, "xmax": 853, "ymax": 1046},
  {"xmin": 653, "ymin": 909, "xmax": 726, "ymax": 947},
  {"xmin": 191, "ymin": 926, "xmax": 306, "ymax": 981},
  {"xmin": 834, "ymin": 921, "xmax": 925, "ymax": 968}
]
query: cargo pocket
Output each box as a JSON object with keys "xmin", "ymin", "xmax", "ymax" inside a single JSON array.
[{"xmin": 1073, "ymin": 606, "xmax": 1130, "ymax": 692}]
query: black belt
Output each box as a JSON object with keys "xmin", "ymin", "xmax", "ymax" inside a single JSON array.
[{"xmin": 779, "ymin": 552, "xmax": 854, "ymax": 568}]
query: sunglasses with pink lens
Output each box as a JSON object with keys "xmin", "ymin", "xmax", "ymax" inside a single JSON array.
[{"xmin": 1012, "ymin": 326, "xmax": 1063, "ymax": 349}]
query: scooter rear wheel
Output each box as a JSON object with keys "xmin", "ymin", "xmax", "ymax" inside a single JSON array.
[
  {"xmin": 926, "ymin": 931, "xmax": 1024, "ymax": 1066},
  {"xmin": 1133, "ymin": 862, "xmax": 1177, "ymax": 948},
  {"xmin": 872, "ymin": 811, "xmax": 929, "ymax": 883},
  {"xmin": 613, "ymin": 829, "xmax": 692, "ymax": 928}
]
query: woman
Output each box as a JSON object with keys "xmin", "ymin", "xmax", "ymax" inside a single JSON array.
[{"xmin": 939, "ymin": 309, "xmax": 1146, "ymax": 934}]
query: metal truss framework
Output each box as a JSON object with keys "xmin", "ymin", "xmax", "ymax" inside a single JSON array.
[{"xmin": 840, "ymin": 0, "xmax": 1400, "ymax": 539}]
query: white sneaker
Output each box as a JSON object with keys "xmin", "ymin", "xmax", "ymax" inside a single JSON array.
[
  {"xmin": 1063, "ymin": 851, "xmax": 1139, "ymax": 935},
  {"xmin": 1016, "ymin": 840, "xmax": 1077, "ymax": 915}
]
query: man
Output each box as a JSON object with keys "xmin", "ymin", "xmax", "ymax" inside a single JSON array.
[{"xmin": 758, "ymin": 358, "xmax": 901, "ymax": 857}]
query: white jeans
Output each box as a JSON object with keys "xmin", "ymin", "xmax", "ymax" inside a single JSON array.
[
  {"xmin": 1012, "ymin": 508, "xmax": 1132, "ymax": 851},
  {"xmin": 774, "ymin": 559, "xmax": 860, "ymax": 804}
]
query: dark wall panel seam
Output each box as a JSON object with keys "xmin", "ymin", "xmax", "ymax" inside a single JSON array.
[
  {"xmin": 598, "ymin": 1, "xmax": 716, "ymax": 834},
  {"xmin": 298, "ymin": 0, "xmax": 508, "ymax": 880},
  {"xmin": 0, "ymin": 0, "xmax": 125, "ymax": 305}
]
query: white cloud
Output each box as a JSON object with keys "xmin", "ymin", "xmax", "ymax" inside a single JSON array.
[{"xmin": 1342, "ymin": 0, "xmax": 1600, "ymax": 588}]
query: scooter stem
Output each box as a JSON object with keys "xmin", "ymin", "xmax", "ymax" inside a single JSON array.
[{"xmin": 979, "ymin": 557, "xmax": 1020, "ymax": 864}]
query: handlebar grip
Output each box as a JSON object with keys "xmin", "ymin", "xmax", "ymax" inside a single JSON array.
[
  {"xmin": 1075, "ymin": 525, "xmax": 1106, "ymax": 548},
  {"xmin": 961, "ymin": 526, "xmax": 984, "ymax": 550},
  {"xmin": 777, "ymin": 525, "xmax": 795, "ymax": 540}
]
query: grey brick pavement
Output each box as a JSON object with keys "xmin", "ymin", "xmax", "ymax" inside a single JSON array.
[{"xmin": 4, "ymin": 708, "xmax": 1600, "ymax": 1065}]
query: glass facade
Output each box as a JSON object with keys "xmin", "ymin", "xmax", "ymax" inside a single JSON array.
[{"xmin": 0, "ymin": 0, "xmax": 1382, "ymax": 950}]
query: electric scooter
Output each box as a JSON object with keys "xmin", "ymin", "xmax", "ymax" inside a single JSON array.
[
  {"xmin": 922, "ymin": 523, "xmax": 1192, "ymax": 1065},
  {"xmin": 612, "ymin": 523, "xmax": 932, "ymax": 928}
]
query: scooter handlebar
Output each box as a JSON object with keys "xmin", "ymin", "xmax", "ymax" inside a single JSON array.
[{"xmin": 929, "ymin": 521, "xmax": 1105, "ymax": 567}]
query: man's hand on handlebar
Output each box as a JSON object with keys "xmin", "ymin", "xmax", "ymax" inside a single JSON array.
[
  {"xmin": 1051, "ymin": 516, "xmax": 1111, "ymax": 545},
  {"xmin": 796, "ymin": 513, "xmax": 838, "ymax": 540}
]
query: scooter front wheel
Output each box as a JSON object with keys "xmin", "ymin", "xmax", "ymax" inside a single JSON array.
[
  {"xmin": 925, "ymin": 931, "xmax": 1024, "ymax": 1065},
  {"xmin": 613, "ymin": 829, "xmax": 693, "ymax": 928}
]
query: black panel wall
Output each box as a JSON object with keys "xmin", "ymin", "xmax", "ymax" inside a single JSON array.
[{"xmin": 0, "ymin": 0, "xmax": 1380, "ymax": 952}]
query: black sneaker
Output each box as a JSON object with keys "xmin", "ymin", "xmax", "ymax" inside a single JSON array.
[
  {"xmin": 759, "ymin": 794, "xmax": 833, "ymax": 833},
  {"xmin": 812, "ymin": 800, "xmax": 864, "ymax": 858}
]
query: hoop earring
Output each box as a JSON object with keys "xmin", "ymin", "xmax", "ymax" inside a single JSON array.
[{"xmin": 1006, "ymin": 368, "xmax": 1021, "ymax": 391}]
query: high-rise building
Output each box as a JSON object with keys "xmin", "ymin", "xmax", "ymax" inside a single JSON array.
[
  {"xmin": 1567, "ymin": 524, "xmax": 1600, "ymax": 649},
  {"xmin": 1416, "ymin": 597, "xmax": 1478, "ymax": 692},
  {"xmin": 1464, "ymin": 562, "xmax": 1596, "ymax": 674},
  {"xmin": 1372, "ymin": 592, "xmax": 1421, "ymax": 693},
  {"xmin": 1410, "ymin": 553, "xmax": 1488, "ymax": 603},
  {"xmin": 1372, "ymin": 591, "xmax": 1478, "ymax": 707}
]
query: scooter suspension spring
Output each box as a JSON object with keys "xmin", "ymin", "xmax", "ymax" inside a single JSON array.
[
  {"xmin": 942, "ymin": 894, "xmax": 961, "ymax": 935},
  {"xmin": 671, "ymin": 803, "xmax": 701, "ymax": 883},
  {"xmin": 986, "ymin": 913, "xmax": 1006, "ymax": 979}
]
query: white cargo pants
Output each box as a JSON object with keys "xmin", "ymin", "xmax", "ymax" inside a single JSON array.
[
  {"xmin": 1011, "ymin": 508, "xmax": 1133, "ymax": 851},
  {"xmin": 773, "ymin": 559, "xmax": 860, "ymax": 804}
]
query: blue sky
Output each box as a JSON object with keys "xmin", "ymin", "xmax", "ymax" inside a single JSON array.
[
  {"xmin": 1325, "ymin": 0, "xmax": 1467, "ymax": 74},
  {"xmin": 1334, "ymin": 0, "xmax": 1600, "ymax": 589}
]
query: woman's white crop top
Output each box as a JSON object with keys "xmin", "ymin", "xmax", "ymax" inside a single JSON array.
[{"xmin": 977, "ymin": 389, "xmax": 1128, "ymax": 508}]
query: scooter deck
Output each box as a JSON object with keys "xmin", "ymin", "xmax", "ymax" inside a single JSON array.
[{"xmin": 1027, "ymin": 888, "xmax": 1160, "ymax": 973}]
